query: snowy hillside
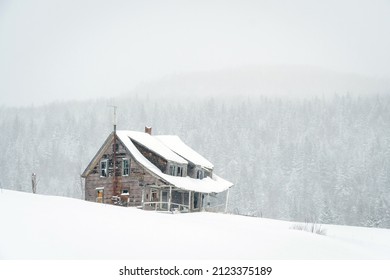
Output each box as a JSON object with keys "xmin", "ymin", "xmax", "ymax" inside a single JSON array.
[{"xmin": 0, "ymin": 189, "xmax": 389, "ymax": 260}]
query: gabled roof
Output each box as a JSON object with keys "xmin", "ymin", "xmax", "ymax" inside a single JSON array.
[
  {"xmin": 81, "ymin": 132, "xmax": 115, "ymax": 178},
  {"xmin": 82, "ymin": 130, "xmax": 233, "ymax": 193},
  {"xmin": 126, "ymin": 131, "xmax": 188, "ymax": 165},
  {"xmin": 117, "ymin": 131, "xmax": 232, "ymax": 193},
  {"xmin": 155, "ymin": 135, "xmax": 214, "ymax": 169}
]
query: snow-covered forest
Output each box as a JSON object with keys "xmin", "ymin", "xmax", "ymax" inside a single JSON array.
[{"xmin": 1, "ymin": 93, "xmax": 390, "ymax": 228}]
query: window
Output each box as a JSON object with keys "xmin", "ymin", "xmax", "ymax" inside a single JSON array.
[
  {"xmin": 177, "ymin": 166, "xmax": 183, "ymax": 177},
  {"xmin": 196, "ymin": 169, "xmax": 204, "ymax": 179},
  {"xmin": 122, "ymin": 158, "xmax": 130, "ymax": 176},
  {"xmin": 113, "ymin": 143, "xmax": 119, "ymax": 151},
  {"xmin": 169, "ymin": 165, "xmax": 176, "ymax": 176},
  {"xmin": 169, "ymin": 165, "xmax": 184, "ymax": 177},
  {"xmin": 100, "ymin": 159, "xmax": 108, "ymax": 177},
  {"xmin": 121, "ymin": 189, "xmax": 129, "ymax": 195}
]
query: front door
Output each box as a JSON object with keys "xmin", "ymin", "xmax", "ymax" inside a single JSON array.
[
  {"xmin": 193, "ymin": 192, "xmax": 200, "ymax": 210},
  {"xmin": 161, "ymin": 190, "xmax": 168, "ymax": 210},
  {"xmin": 150, "ymin": 188, "xmax": 159, "ymax": 210},
  {"xmin": 96, "ymin": 189, "xmax": 104, "ymax": 203}
]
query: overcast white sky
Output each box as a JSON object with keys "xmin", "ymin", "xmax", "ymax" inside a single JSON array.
[{"xmin": 1, "ymin": 0, "xmax": 390, "ymax": 106}]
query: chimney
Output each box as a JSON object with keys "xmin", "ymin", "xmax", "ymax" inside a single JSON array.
[{"xmin": 145, "ymin": 126, "xmax": 152, "ymax": 135}]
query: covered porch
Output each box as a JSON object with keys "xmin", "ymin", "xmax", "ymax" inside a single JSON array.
[{"xmin": 141, "ymin": 185, "xmax": 229, "ymax": 213}]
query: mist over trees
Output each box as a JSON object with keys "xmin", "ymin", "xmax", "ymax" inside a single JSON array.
[{"xmin": 1, "ymin": 94, "xmax": 389, "ymax": 228}]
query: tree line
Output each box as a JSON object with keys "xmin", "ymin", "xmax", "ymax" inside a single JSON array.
[{"xmin": 0, "ymin": 93, "xmax": 389, "ymax": 228}]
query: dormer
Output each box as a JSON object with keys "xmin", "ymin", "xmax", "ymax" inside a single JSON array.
[
  {"xmin": 125, "ymin": 130, "xmax": 188, "ymax": 176},
  {"xmin": 155, "ymin": 135, "xmax": 214, "ymax": 179}
]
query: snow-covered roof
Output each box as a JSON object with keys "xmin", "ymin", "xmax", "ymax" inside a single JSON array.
[
  {"xmin": 155, "ymin": 135, "xmax": 214, "ymax": 169},
  {"xmin": 116, "ymin": 131, "xmax": 232, "ymax": 193},
  {"xmin": 125, "ymin": 131, "xmax": 188, "ymax": 165}
]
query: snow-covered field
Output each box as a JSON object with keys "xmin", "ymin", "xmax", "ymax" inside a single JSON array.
[{"xmin": 0, "ymin": 189, "xmax": 389, "ymax": 259}]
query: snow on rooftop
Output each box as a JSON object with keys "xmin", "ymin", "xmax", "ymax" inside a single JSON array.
[
  {"xmin": 123, "ymin": 131, "xmax": 188, "ymax": 165},
  {"xmin": 156, "ymin": 135, "xmax": 214, "ymax": 169},
  {"xmin": 116, "ymin": 131, "xmax": 232, "ymax": 193}
]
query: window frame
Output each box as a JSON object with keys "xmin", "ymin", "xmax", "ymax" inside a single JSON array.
[
  {"xmin": 122, "ymin": 158, "xmax": 130, "ymax": 176},
  {"xmin": 100, "ymin": 159, "xmax": 108, "ymax": 177},
  {"xmin": 121, "ymin": 188, "xmax": 129, "ymax": 195},
  {"xmin": 196, "ymin": 169, "xmax": 204, "ymax": 179},
  {"xmin": 177, "ymin": 166, "xmax": 183, "ymax": 177},
  {"xmin": 169, "ymin": 165, "xmax": 176, "ymax": 176}
]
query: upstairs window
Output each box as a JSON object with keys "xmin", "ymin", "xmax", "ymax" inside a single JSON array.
[
  {"xmin": 196, "ymin": 169, "xmax": 204, "ymax": 180},
  {"xmin": 169, "ymin": 165, "xmax": 176, "ymax": 176},
  {"xmin": 100, "ymin": 159, "xmax": 108, "ymax": 177},
  {"xmin": 169, "ymin": 165, "xmax": 185, "ymax": 177},
  {"xmin": 177, "ymin": 166, "xmax": 183, "ymax": 177},
  {"xmin": 113, "ymin": 143, "xmax": 119, "ymax": 152},
  {"xmin": 122, "ymin": 158, "xmax": 130, "ymax": 176}
]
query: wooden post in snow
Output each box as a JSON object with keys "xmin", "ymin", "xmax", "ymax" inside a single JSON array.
[
  {"xmin": 31, "ymin": 173, "xmax": 37, "ymax": 194},
  {"xmin": 224, "ymin": 188, "xmax": 230, "ymax": 213}
]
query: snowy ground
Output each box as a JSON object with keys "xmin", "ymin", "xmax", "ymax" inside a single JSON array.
[{"xmin": 0, "ymin": 189, "xmax": 389, "ymax": 259}]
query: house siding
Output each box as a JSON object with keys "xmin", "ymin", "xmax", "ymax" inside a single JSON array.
[
  {"xmin": 82, "ymin": 131, "xmax": 225, "ymax": 212},
  {"xmin": 85, "ymin": 136, "xmax": 166, "ymax": 206}
]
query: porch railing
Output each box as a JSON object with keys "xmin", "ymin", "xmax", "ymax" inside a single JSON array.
[
  {"xmin": 142, "ymin": 201, "xmax": 189, "ymax": 212},
  {"xmin": 142, "ymin": 201, "xmax": 226, "ymax": 213}
]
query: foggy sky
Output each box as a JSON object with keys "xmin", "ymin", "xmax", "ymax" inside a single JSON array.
[{"xmin": 1, "ymin": 0, "xmax": 390, "ymax": 106}]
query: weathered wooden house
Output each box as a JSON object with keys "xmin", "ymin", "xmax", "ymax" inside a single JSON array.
[{"xmin": 81, "ymin": 127, "xmax": 233, "ymax": 212}]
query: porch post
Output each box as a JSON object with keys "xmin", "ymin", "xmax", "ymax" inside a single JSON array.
[
  {"xmin": 168, "ymin": 186, "xmax": 172, "ymax": 212},
  {"xmin": 159, "ymin": 189, "xmax": 162, "ymax": 211},
  {"xmin": 188, "ymin": 191, "xmax": 192, "ymax": 212},
  {"xmin": 224, "ymin": 188, "xmax": 230, "ymax": 214},
  {"xmin": 141, "ymin": 187, "xmax": 145, "ymax": 210}
]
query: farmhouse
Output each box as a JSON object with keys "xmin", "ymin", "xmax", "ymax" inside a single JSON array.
[{"xmin": 81, "ymin": 127, "xmax": 233, "ymax": 212}]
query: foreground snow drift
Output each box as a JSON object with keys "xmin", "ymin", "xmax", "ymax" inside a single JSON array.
[{"xmin": 0, "ymin": 190, "xmax": 389, "ymax": 259}]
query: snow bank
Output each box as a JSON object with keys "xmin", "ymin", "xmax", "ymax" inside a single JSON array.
[{"xmin": 0, "ymin": 189, "xmax": 389, "ymax": 259}]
